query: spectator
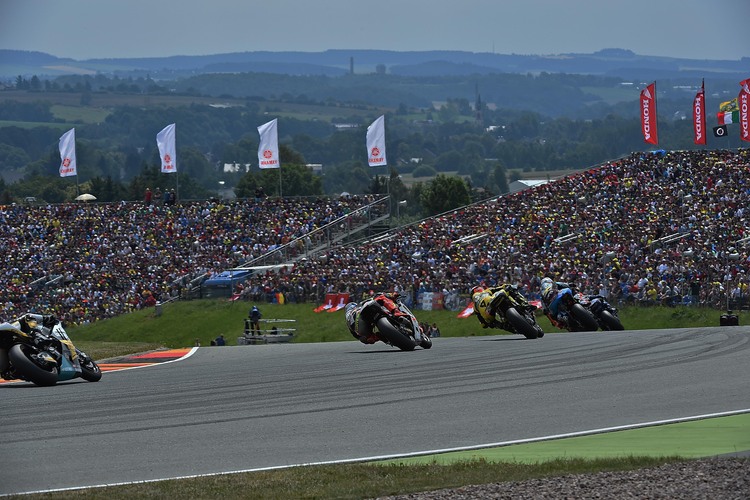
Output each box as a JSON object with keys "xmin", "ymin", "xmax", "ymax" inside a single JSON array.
[
  {"xmin": 429, "ymin": 322, "xmax": 441, "ymax": 337},
  {"xmin": 249, "ymin": 305, "xmax": 262, "ymax": 334},
  {"xmin": 215, "ymin": 334, "xmax": 226, "ymax": 346}
]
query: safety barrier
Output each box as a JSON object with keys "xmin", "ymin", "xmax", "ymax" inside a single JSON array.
[{"xmin": 237, "ymin": 319, "xmax": 296, "ymax": 345}]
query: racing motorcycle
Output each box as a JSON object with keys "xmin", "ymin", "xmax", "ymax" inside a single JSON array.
[
  {"xmin": 347, "ymin": 293, "xmax": 432, "ymax": 351},
  {"xmin": 0, "ymin": 313, "xmax": 102, "ymax": 386},
  {"xmin": 475, "ymin": 286, "xmax": 545, "ymax": 339},
  {"xmin": 575, "ymin": 293, "xmax": 624, "ymax": 331},
  {"xmin": 553, "ymin": 288, "xmax": 601, "ymax": 332}
]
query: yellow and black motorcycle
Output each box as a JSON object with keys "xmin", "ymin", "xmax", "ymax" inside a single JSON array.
[
  {"xmin": 472, "ymin": 285, "xmax": 545, "ymax": 339},
  {"xmin": 0, "ymin": 313, "xmax": 101, "ymax": 386}
]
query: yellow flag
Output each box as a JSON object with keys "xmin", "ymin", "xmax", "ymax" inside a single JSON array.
[{"xmin": 719, "ymin": 98, "xmax": 738, "ymax": 112}]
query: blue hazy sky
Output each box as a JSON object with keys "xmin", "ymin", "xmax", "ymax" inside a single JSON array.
[{"xmin": 1, "ymin": 0, "xmax": 748, "ymax": 61}]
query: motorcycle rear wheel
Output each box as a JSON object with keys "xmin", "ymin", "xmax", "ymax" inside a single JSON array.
[
  {"xmin": 599, "ymin": 310, "xmax": 624, "ymax": 331},
  {"xmin": 8, "ymin": 344, "xmax": 59, "ymax": 386},
  {"xmin": 376, "ymin": 317, "xmax": 417, "ymax": 351},
  {"xmin": 505, "ymin": 307, "xmax": 540, "ymax": 339},
  {"xmin": 571, "ymin": 303, "xmax": 600, "ymax": 331}
]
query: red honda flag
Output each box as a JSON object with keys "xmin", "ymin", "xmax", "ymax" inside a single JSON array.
[
  {"xmin": 640, "ymin": 82, "xmax": 658, "ymax": 145},
  {"xmin": 740, "ymin": 78, "xmax": 750, "ymax": 143},
  {"xmin": 693, "ymin": 80, "xmax": 706, "ymax": 145}
]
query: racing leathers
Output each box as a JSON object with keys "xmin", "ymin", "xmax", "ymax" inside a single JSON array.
[
  {"xmin": 540, "ymin": 280, "xmax": 572, "ymax": 329},
  {"xmin": 471, "ymin": 284, "xmax": 521, "ymax": 331},
  {"xmin": 19, "ymin": 313, "xmax": 82, "ymax": 371},
  {"xmin": 345, "ymin": 293, "xmax": 401, "ymax": 344}
]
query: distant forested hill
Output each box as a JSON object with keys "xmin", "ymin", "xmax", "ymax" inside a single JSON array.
[{"xmin": 1, "ymin": 48, "xmax": 747, "ymax": 81}]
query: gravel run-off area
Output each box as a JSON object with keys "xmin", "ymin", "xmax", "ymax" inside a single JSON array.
[{"xmin": 376, "ymin": 458, "xmax": 750, "ymax": 500}]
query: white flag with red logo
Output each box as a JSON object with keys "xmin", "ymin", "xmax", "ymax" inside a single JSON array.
[
  {"xmin": 640, "ymin": 82, "xmax": 658, "ymax": 145},
  {"xmin": 58, "ymin": 128, "xmax": 77, "ymax": 177},
  {"xmin": 257, "ymin": 118, "xmax": 280, "ymax": 169},
  {"xmin": 693, "ymin": 80, "xmax": 706, "ymax": 145},
  {"xmin": 366, "ymin": 115, "xmax": 387, "ymax": 167},
  {"xmin": 156, "ymin": 123, "xmax": 177, "ymax": 173},
  {"xmin": 739, "ymin": 78, "xmax": 750, "ymax": 143}
]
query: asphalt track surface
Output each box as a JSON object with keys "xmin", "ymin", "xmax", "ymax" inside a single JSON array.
[{"xmin": 1, "ymin": 326, "xmax": 749, "ymax": 496}]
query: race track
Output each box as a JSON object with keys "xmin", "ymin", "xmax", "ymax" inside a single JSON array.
[{"xmin": 2, "ymin": 326, "xmax": 749, "ymax": 496}]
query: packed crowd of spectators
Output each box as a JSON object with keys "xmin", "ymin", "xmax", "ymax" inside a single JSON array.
[
  {"xmin": 240, "ymin": 149, "xmax": 750, "ymax": 312},
  {"xmin": 0, "ymin": 195, "xmax": 379, "ymax": 324},
  {"xmin": 2, "ymin": 148, "xmax": 749, "ymax": 325}
]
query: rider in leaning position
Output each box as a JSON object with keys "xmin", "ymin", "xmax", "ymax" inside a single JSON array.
[
  {"xmin": 471, "ymin": 284, "xmax": 521, "ymax": 331},
  {"xmin": 345, "ymin": 292, "xmax": 404, "ymax": 344},
  {"xmin": 19, "ymin": 313, "xmax": 81, "ymax": 371},
  {"xmin": 540, "ymin": 277, "xmax": 571, "ymax": 329}
]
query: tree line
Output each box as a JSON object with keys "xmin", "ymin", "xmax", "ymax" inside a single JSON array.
[{"xmin": 0, "ymin": 70, "xmax": 732, "ymax": 218}]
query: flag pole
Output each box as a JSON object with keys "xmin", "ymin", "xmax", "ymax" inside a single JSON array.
[
  {"xmin": 653, "ymin": 81, "xmax": 658, "ymax": 145},
  {"xmin": 175, "ymin": 130, "xmax": 179, "ymax": 202}
]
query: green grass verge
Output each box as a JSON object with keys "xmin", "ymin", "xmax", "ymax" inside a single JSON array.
[
  {"xmin": 67, "ymin": 300, "xmax": 736, "ymax": 360},
  {"xmin": 385, "ymin": 413, "xmax": 750, "ymax": 465},
  {"xmin": 17, "ymin": 457, "xmax": 685, "ymax": 499}
]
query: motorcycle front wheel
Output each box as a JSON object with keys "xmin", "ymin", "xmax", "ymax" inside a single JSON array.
[
  {"xmin": 78, "ymin": 352, "xmax": 102, "ymax": 382},
  {"xmin": 375, "ymin": 317, "xmax": 417, "ymax": 351},
  {"xmin": 8, "ymin": 344, "xmax": 59, "ymax": 386},
  {"xmin": 599, "ymin": 310, "xmax": 624, "ymax": 331},
  {"xmin": 419, "ymin": 336, "xmax": 433, "ymax": 349},
  {"xmin": 505, "ymin": 307, "xmax": 540, "ymax": 339}
]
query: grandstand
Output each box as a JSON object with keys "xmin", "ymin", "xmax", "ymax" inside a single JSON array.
[{"xmin": 2, "ymin": 149, "xmax": 749, "ymax": 325}]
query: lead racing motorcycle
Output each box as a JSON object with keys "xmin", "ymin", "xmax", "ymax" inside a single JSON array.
[
  {"xmin": 472, "ymin": 285, "xmax": 545, "ymax": 339},
  {"xmin": 0, "ymin": 313, "xmax": 102, "ymax": 386},
  {"xmin": 345, "ymin": 293, "xmax": 432, "ymax": 351}
]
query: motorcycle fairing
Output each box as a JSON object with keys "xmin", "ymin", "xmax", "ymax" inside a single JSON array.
[{"xmin": 57, "ymin": 354, "xmax": 79, "ymax": 381}]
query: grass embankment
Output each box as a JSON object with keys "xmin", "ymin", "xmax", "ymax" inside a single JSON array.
[
  {"xmin": 68, "ymin": 299, "xmax": 728, "ymax": 360},
  {"xmin": 18, "ymin": 457, "xmax": 683, "ymax": 500},
  {"xmin": 56, "ymin": 301, "xmax": 735, "ymax": 499}
]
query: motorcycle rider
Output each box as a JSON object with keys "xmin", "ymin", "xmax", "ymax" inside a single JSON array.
[
  {"xmin": 540, "ymin": 277, "xmax": 572, "ymax": 329},
  {"xmin": 18, "ymin": 313, "xmax": 82, "ymax": 371},
  {"xmin": 345, "ymin": 292, "xmax": 418, "ymax": 344},
  {"xmin": 471, "ymin": 283, "xmax": 520, "ymax": 330}
]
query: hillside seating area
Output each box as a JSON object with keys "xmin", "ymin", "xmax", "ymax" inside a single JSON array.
[{"xmin": 2, "ymin": 149, "xmax": 750, "ymax": 326}]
